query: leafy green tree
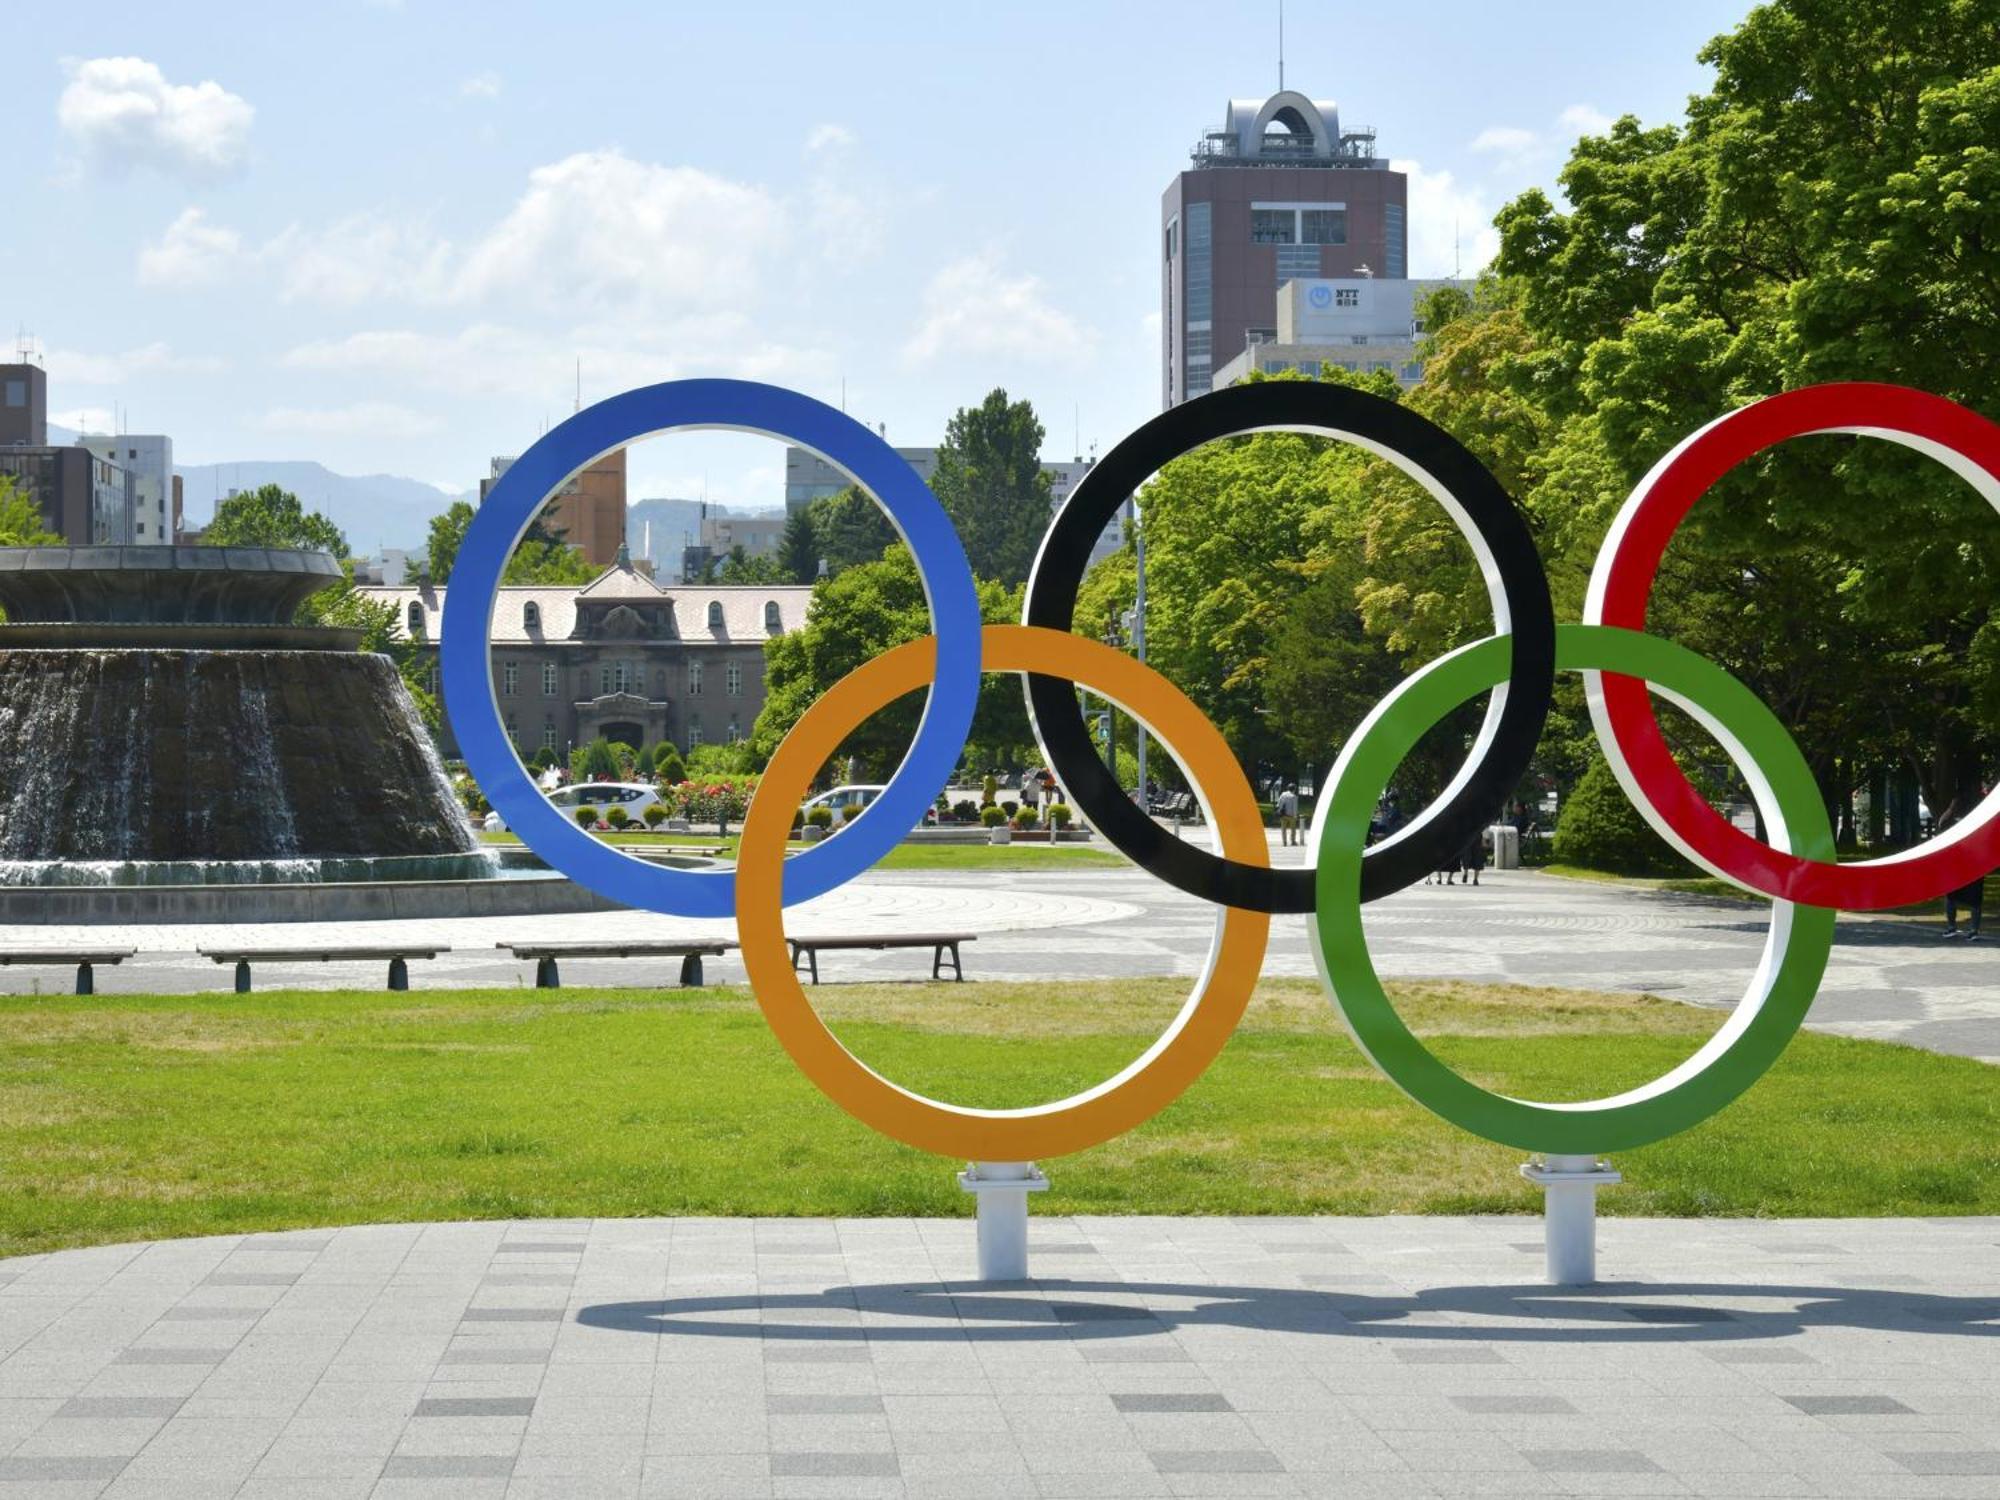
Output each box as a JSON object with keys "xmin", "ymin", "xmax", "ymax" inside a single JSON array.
[
  {"xmin": 718, "ymin": 545, "xmax": 791, "ymax": 584},
  {"xmin": 653, "ymin": 743, "xmax": 686, "ymax": 787},
  {"xmin": 805, "ymin": 485, "xmax": 897, "ymax": 575},
  {"xmin": 778, "ymin": 507, "xmax": 820, "ymax": 583},
  {"xmin": 930, "ymin": 388, "xmax": 1054, "ymax": 586},
  {"xmin": 426, "ymin": 500, "xmax": 475, "ymax": 582},
  {"xmin": 203, "ymin": 483, "xmax": 348, "ymax": 555},
  {"xmin": 0, "ymin": 476, "xmax": 60, "ymax": 546},
  {"xmin": 502, "ymin": 540, "xmax": 598, "ymax": 584},
  {"xmin": 578, "ymin": 737, "xmax": 621, "ymax": 781},
  {"xmin": 751, "ymin": 545, "xmax": 1028, "ymax": 775},
  {"xmin": 1488, "ymin": 0, "xmax": 2000, "ymax": 823}
]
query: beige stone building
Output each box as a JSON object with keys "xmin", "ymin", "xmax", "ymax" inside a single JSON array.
[{"xmin": 360, "ymin": 553, "xmax": 811, "ymax": 759}]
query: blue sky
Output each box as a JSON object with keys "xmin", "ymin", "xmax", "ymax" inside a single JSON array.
[{"xmin": 3, "ymin": 0, "xmax": 1754, "ymax": 524}]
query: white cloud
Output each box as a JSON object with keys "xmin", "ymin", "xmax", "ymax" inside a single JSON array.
[
  {"xmin": 1470, "ymin": 125, "xmax": 1536, "ymax": 154},
  {"xmin": 57, "ymin": 57, "xmax": 253, "ymax": 180},
  {"xmin": 50, "ymin": 407, "xmax": 115, "ymax": 434},
  {"xmin": 136, "ymin": 207, "xmax": 244, "ymax": 286},
  {"xmin": 260, "ymin": 401, "xmax": 441, "ymax": 438},
  {"xmin": 456, "ymin": 150, "xmax": 781, "ymax": 314},
  {"xmin": 805, "ymin": 123, "xmax": 856, "ymax": 155},
  {"xmin": 1390, "ymin": 158, "xmax": 1498, "ymax": 278},
  {"xmin": 267, "ymin": 214, "xmax": 453, "ymax": 305},
  {"xmin": 459, "ymin": 71, "xmax": 502, "ymax": 99},
  {"xmin": 280, "ymin": 320, "xmax": 830, "ymax": 403},
  {"xmin": 902, "ymin": 254, "xmax": 1096, "ymax": 367},
  {"xmin": 1559, "ymin": 103, "xmax": 1615, "ymax": 137},
  {"xmin": 47, "ymin": 341, "xmax": 224, "ymax": 384}
]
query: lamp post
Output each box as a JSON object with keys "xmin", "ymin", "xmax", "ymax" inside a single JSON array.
[{"xmin": 1124, "ymin": 494, "xmax": 1147, "ymax": 805}]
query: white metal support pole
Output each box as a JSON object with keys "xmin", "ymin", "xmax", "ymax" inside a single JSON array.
[
  {"xmin": 956, "ymin": 1161, "xmax": 1048, "ymax": 1281},
  {"xmin": 1519, "ymin": 1154, "xmax": 1620, "ymax": 1284}
]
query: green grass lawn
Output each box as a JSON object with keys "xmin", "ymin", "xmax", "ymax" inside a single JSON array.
[
  {"xmin": 479, "ymin": 829, "xmax": 1128, "ymax": 871},
  {"xmin": 0, "ymin": 978, "xmax": 1993, "ymax": 1257}
]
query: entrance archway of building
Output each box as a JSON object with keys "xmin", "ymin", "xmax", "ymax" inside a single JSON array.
[{"xmin": 601, "ymin": 721, "xmax": 644, "ymax": 749}]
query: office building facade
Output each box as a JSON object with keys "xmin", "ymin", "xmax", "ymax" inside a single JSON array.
[
  {"xmin": 1161, "ymin": 91, "xmax": 1408, "ymax": 405},
  {"xmin": 77, "ymin": 433, "xmax": 176, "ymax": 543},
  {"xmin": 1212, "ymin": 276, "xmax": 1465, "ymax": 391},
  {"xmin": 0, "ymin": 362, "xmax": 136, "ymax": 544}
]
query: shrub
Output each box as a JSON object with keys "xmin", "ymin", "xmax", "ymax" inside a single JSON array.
[
  {"xmin": 642, "ymin": 804, "xmax": 668, "ymax": 828},
  {"xmin": 573, "ymin": 805, "xmax": 599, "ymax": 831},
  {"xmin": 528, "ymin": 747, "xmax": 557, "ymax": 773},
  {"xmin": 1047, "ymin": 802, "xmax": 1072, "ymax": 830},
  {"xmin": 981, "ymin": 806, "xmax": 1007, "ymax": 828},
  {"xmin": 653, "ymin": 745, "xmax": 686, "ymax": 787},
  {"xmin": 807, "ymin": 805, "xmax": 835, "ymax": 829},
  {"xmin": 634, "ymin": 743, "xmax": 656, "ymax": 777},
  {"xmin": 841, "ymin": 804, "xmax": 863, "ymax": 822},
  {"xmin": 1013, "ymin": 807, "xmax": 1039, "ymax": 830},
  {"xmin": 951, "ymin": 799, "xmax": 979, "ymax": 823},
  {"xmin": 578, "ymin": 738, "xmax": 621, "ymax": 782},
  {"xmin": 604, "ymin": 806, "xmax": 630, "ymax": 831},
  {"xmin": 1551, "ymin": 753, "xmax": 1690, "ymax": 877}
]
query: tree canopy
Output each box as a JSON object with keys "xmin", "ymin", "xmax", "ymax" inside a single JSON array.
[
  {"xmin": 0, "ymin": 476, "xmax": 60, "ymax": 547},
  {"xmin": 203, "ymin": 483, "xmax": 348, "ymax": 556},
  {"xmin": 930, "ymin": 388, "xmax": 1055, "ymax": 586}
]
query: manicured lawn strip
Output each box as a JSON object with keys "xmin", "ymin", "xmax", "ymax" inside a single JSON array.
[
  {"xmin": 480, "ymin": 830, "xmax": 1128, "ymax": 870},
  {"xmin": 0, "ymin": 978, "xmax": 1992, "ymax": 1256}
]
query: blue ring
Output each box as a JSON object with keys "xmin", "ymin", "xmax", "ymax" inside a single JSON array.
[{"xmin": 440, "ymin": 379, "xmax": 981, "ymax": 918}]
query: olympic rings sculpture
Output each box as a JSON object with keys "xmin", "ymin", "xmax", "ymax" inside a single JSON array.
[{"xmin": 441, "ymin": 377, "xmax": 2000, "ymax": 1164}]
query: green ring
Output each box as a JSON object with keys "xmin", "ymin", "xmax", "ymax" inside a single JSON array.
[{"xmin": 1310, "ymin": 624, "xmax": 1836, "ymax": 1154}]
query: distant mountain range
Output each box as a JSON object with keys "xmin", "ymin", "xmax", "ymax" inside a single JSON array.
[
  {"xmin": 46, "ymin": 424, "xmax": 780, "ymax": 559},
  {"xmin": 174, "ymin": 462, "xmax": 470, "ymax": 553}
]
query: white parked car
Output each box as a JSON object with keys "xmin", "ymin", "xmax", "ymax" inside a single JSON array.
[{"xmin": 802, "ymin": 784, "xmax": 887, "ymax": 823}]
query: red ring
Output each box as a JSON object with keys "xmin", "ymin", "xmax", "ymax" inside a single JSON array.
[{"xmin": 1586, "ymin": 382, "xmax": 2000, "ymax": 909}]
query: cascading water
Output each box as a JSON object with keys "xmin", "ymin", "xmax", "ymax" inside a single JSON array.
[{"xmin": 0, "ymin": 546, "xmax": 494, "ymax": 887}]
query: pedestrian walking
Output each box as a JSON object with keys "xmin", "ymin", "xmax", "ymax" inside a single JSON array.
[
  {"xmin": 1939, "ymin": 797, "xmax": 1987, "ymax": 941},
  {"xmin": 1460, "ymin": 829, "xmax": 1484, "ymax": 887},
  {"xmin": 1276, "ymin": 784, "xmax": 1300, "ymax": 847}
]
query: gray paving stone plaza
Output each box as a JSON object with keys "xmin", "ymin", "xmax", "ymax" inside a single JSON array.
[
  {"xmin": 0, "ymin": 1216, "xmax": 1994, "ymax": 1499},
  {"xmin": 2, "ymin": 841, "xmax": 1995, "ymax": 1497}
]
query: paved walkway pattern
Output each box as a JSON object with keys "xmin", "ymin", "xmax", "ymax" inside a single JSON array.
[
  {"xmin": 0, "ymin": 1216, "xmax": 1993, "ymax": 1498},
  {"xmin": 9, "ymin": 854, "xmax": 1997, "ymax": 1063}
]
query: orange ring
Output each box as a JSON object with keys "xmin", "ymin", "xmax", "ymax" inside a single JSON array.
[{"xmin": 735, "ymin": 623, "xmax": 1270, "ymax": 1159}]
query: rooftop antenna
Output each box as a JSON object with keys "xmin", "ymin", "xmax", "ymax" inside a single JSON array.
[
  {"xmin": 1454, "ymin": 218, "xmax": 1462, "ymax": 279},
  {"xmin": 1277, "ymin": 0, "xmax": 1285, "ymax": 92},
  {"xmin": 1073, "ymin": 402, "xmax": 1080, "ymax": 461},
  {"xmin": 840, "ymin": 376, "xmax": 847, "ymax": 412}
]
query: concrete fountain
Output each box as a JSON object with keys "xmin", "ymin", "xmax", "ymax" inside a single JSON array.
[{"xmin": 0, "ymin": 545, "xmax": 620, "ymax": 923}]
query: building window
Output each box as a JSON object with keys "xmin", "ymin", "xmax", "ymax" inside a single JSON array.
[
  {"xmin": 726, "ymin": 662, "xmax": 742, "ymax": 696},
  {"xmin": 600, "ymin": 665, "xmax": 612, "ymax": 694},
  {"xmin": 1384, "ymin": 203, "xmax": 1407, "ymax": 278},
  {"xmin": 407, "ymin": 602, "xmax": 424, "ymax": 634},
  {"xmin": 656, "ymin": 668, "xmax": 666, "ymax": 693},
  {"xmin": 727, "ymin": 720, "xmax": 740, "ymax": 743},
  {"xmin": 427, "ymin": 664, "xmax": 439, "ymax": 696},
  {"xmin": 1185, "ymin": 202, "xmax": 1211, "ymax": 325},
  {"xmin": 1301, "ymin": 209, "xmax": 1347, "ymax": 245},
  {"xmin": 542, "ymin": 719, "xmax": 556, "ymax": 750},
  {"xmin": 612, "ymin": 661, "xmax": 630, "ymax": 694},
  {"xmin": 524, "ymin": 601, "xmax": 541, "ymax": 630},
  {"xmin": 542, "ymin": 662, "xmax": 557, "ymax": 696},
  {"xmin": 1402, "ymin": 362, "xmax": 1424, "ymax": 382},
  {"xmin": 3, "ymin": 381, "xmax": 23, "ymax": 408},
  {"xmin": 1250, "ymin": 209, "xmax": 1295, "ymax": 244},
  {"xmin": 688, "ymin": 660, "xmax": 703, "ymax": 696},
  {"xmin": 1276, "ymin": 244, "xmax": 1319, "ymax": 278},
  {"xmin": 707, "ymin": 601, "xmax": 724, "ymax": 630},
  {"xmin": 502, "ymin": 662, "xmax": 518, "ymax": 696},
  {"xmin": 764, "ymin": 600, "xmax": 781, "ymax": 632},
  {"xmin": 1336, "ymin": 287, "xmax": 1360, "ymax": 308},
  {"xmin": 1266, "ymin": 361, "xmax": 1291, "ymax": 374},
  {"xmin": 688, "ymin": 722, "xmax": 703, "ymax": 751},
  {"xmin": 1351, "ymin": 335, "xmax": 1369, "ymax": 345}
]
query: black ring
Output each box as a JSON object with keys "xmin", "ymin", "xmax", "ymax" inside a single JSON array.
[{"xmin": 1021, "ymin": 380, "xmax": 1554, "ymax": 913}]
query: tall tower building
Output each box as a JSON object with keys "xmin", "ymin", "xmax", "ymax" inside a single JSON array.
[
  {"xmin": 481, "ymin": 448, "xmax": 627, "ymax": 567},
  {"xmin": 1161, "ymin": 92, "xmax": 1407, "ymax": 406}
]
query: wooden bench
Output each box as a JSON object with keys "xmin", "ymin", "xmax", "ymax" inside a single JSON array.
[
  {"xmin": 497, "ymin": 941, "xmax": 734, "ymax": 989},
  {"xmin": 199, "ymin": 947, "xmax": 446, "ymax": 993},
  {"xmin": 786, "ymin": 933, "xmax": 975, "ymax": 984},
  {"xmin": 0, "ymin": 948, "xmax": 136, "ymax": 996}
]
